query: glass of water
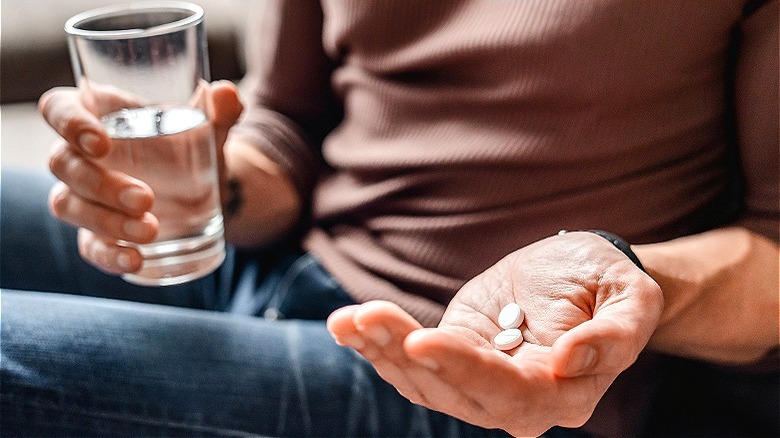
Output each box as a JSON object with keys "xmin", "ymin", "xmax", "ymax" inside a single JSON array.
[{"xmin": 65, "ymin": 1, "xmax": 224, "ymax": 286}]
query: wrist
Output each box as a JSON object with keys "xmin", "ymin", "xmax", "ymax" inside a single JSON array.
[
  {"xmin": 558, "ymin": 229, "xmax": 645, "ymax": 272},
  {"xmin": 221, "ymin": 139, "xmax": 301, "ymax": 247},
  {"xmin": 633, "ymin": 228, "xmax": 780, "ymax": 365}
]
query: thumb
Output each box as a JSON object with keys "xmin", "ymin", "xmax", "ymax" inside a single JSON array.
[
  {"xmin": 207, "ymin": 80, "xmax": 244, "ymax": 148},
  {"xmin": 551, "ymin": 264, "xmax": 663, "ymax": 378},
  {"xmin": 550, "ymin": 312, "xmax": 651, "ymax": 378}
]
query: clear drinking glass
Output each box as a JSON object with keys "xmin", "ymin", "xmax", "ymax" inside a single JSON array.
[{"xmin": 65, "ymin": 2, "xmax": 224, "ymax": 286}]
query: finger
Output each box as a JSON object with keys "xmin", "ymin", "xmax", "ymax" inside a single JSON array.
[
  {"xmin": 404, "ymin": 329, "xmax": 553, "ymax": 432},
  {"xmin": 330, "ymin": 301, "xmax": 424, "ymax": 361},
  {"xmin": 210, "ymin": 81, "xmax": 244, "ymax": 131},
  {"xmin": 550, "ymin": 316, "xmax": 642, "ymax": 378},
  {"xmin": 406, "ymin": 329, "xmax": 556, "ymax": 405},
  {"xmin": 328, "ymin": 303, "xmax": 427, "ymax": 401},
  {"xmin": 329, "ymin": 305, "xmax": 495, "ymax": 421},
  {"xmin": 352, "ymin": 301, "xmax": 421, "ymax": 354},
  {"xmin": 327, "ymin": 305, "xmax": 389, "ymax": 363},
  {"xmin": 49, "ymin": 182, "xmax": 158, "ymax": 244},
  {"xmin": 391, "ymin": 356, "xmax": 497, "ymax": 428},
  {"xmin": 208, "ymin": 80, "xmax": 244, "ymax": 148},
  {"xmin": 39, "ymin": 88, "xmax": 110, "ymax": 157},
  {"xmin": 350, "ymin": 301, "xmax": 502, "ymax": 413},
  {"xmin": 49, "ymin": 142, "xmax": 154, "ymax": 216},
  {"xmin": 77, "ymin": 228, "xmax": 142, "ymax": 274},
  {"xmin": 550, "ymin": 271, "xmax": 663, "ymax": 378},
  {"xmin": 327, "ymin": 305, "xmax": 369, "ymax": 350},
  {"xmin": 354, "ymin": 302, "xmax": 439, "ymax": 403},
  {"xmin": 409, "ymin": 329, "xmax": 604, "ymax": 434}
]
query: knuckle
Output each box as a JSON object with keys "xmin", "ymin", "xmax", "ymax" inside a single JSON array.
[
  {"xmin": 96, "ymin": 241, "xmax": 112, "ymax": 268},
  {"xmin": 60, "ymin": 113, "xmax": 83, "ymax": 138},
  {"xmin": 38, "ymin": 87, "xmax": 63, "ymax": 115},
  {"xmin": 91, "ymin": 240, "xmax": 108, "ymax": 268},
  {"xmin": 559, "ymin": 394, "xmax": 598, "ymax": 427},
  {"xmin": 395, "ymin": 386, "xmax": 426, "ymax": 407},
  {"xmin": 562, "ymin": 408, "xmax": 594, "ymax": 428},
  {"xmin": 612, "ymin": 323, "xmax": 642, "ymax": 361},
  {"xmin": 77, "ymin": 230, "xmax": 90, "ymax": 255},
  {"xmin": 69, "ymin": 160, "xmax": 95, "ymax": 190},
  {"xmin": 48, "ymin": 145, "xmax": 73, "ymax": 176},
  {"xmin": 479, "ymin": 414, "xmax": 503, "ymax": 431},
  {"xmin": 48, "ymin": 183, "xmax": 70, "ymax": 217},
  {"xmin": 81, "ymin": 233, "xmax": 113, "ymax": 272},
  {"xmin": 77, "ymin": 230, "xmax": 97, "ymax": 262},
  {"xmin": 89, "ymin": 209, "xmax": 122, "ymax": 240},
  {"xmin": 51, "ymin": 150, "xmax": 107, "ymax": 203}
]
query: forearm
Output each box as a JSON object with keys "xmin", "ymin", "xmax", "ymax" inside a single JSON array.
[
  {"xmin": 633, "ymin": 226, "xmax": 779, "ymax": 365},
  {"xmin": 221, "ymin": 138, "xmax": 301, "ymax": 248}
]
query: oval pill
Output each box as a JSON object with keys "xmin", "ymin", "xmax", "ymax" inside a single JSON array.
[
  {"xmin": 498, "ymin": 303, "xmax": 524, "ymax": 330},
  {"xmin": 493, "ymin": 328, "xmax": 523, "ymax": 351}
]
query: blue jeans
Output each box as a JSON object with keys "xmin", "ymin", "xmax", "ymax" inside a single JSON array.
[{"xmin": 0, "ymin": 168, "xmax": 514, "ymax": 437}]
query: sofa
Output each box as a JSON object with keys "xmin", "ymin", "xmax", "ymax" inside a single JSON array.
[{"xmin": 1, "ymin": 0, "xmax": 250, "ymax": 170}]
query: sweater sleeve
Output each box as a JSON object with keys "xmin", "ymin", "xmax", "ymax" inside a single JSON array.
[
  {"xmin": 230, "ymin": 0, "xmax": 341, "ymax": 201},
  {"xmin": 733, "ymin": 0, "xmax": 779, "ymax": 242}
]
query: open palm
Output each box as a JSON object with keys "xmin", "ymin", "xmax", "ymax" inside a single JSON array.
[{"xmin": 328, "ymin": 232, "xmax": 663, "ymax": 437}]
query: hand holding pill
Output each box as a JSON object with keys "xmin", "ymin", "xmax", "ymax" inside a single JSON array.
[{"xmin": 328, "ymin": 231, "xmax": 663, "ymax": 437}]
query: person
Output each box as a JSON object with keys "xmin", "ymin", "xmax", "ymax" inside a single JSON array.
[{"xmin": 2, "ymin": 0, "xmax": 777, "ymax": 436}]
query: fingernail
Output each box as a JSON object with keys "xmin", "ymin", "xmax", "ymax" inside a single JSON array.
[
  {"xmin": 119, "ymin": 186, "xmax": 148, "ymax": 211},
  {"xmin": 79, "ymin": 132, "xmax": 101, "ymax": 156},
  {"xmin": 565, "ymin": 345, "xmax": 597, "ymax": 376},
  {"xmin": 117, "ymin": 252, "xmax": 134, "ymax": 271},
  {"xmin": 412, "ymin": 356, "xmax": 440, "ymax": 371},
  {"xmin": 363, "ymin": 325, "xmax": 391, "ymax": 346}
]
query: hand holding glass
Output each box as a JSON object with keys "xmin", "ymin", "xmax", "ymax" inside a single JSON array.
[{"xmin": 65, "ymin": 2, "xmax": 224, "ymax": 286}]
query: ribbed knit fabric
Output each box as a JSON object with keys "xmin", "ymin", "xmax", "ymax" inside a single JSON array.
[{"xmin": 232, "ymin": 0, "xmax": 778, "ymax": 328}]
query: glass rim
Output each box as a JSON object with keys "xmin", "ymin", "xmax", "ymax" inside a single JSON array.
[{"xmin": 64, "ymin": 1, "xmax": 204, "ymax": 40}]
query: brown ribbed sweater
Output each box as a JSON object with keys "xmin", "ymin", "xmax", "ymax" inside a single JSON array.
[
  {"xmin": 230, "ymin": 1, "xmax": 778, "ymax": 435},
  {"xmin": 232, "ymin": 0, "xmax": 778, "ymax": 328}
]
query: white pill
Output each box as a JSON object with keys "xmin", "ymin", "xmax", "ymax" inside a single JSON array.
[
  {"xmin": 493, "ymin": 328, "xmax": 523, "ymax": 351},
  {"xmin": 498, "ymin": 303, "xmax": 524, "ymax": 330}
]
